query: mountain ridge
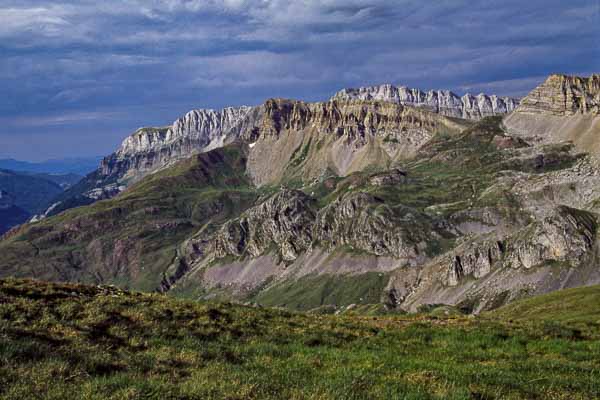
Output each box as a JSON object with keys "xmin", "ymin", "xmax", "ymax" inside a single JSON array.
[
  {"xmin": 3, "ymin": 73, "xmax": 600, "ymax": 314},
  {"xmin": 39, "ymin": 84, "xmax": 515, "ymax": 218},
  {"xmin": 505, "ymin": 73, "xmax": 600, "ymax": 154},
  {"xmin": 332, "ymin": 83, "xmax": 519, "ymax": 119},
  {"xmin": 0, "ymin": 157, "xmax": 102, "ymax": 176}
]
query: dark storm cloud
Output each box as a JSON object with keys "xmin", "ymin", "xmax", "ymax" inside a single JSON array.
[{"xmin": 0, "ymin": 0, "xmax": 598, "ymax": 160}]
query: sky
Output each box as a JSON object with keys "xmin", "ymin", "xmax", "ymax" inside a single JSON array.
[{"xmin": 0, "ymin": 0, "xmax": 599, "ymax": 161}]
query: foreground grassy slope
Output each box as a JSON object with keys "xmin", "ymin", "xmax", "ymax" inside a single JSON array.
[{"xmin": 1, "ymin": 279, "xmax": 599, "ymax": 400}]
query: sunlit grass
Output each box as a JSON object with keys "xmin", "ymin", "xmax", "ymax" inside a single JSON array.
[{"xmin": 1, "ymin": 278, "xmax": 600, "ymax": 399}]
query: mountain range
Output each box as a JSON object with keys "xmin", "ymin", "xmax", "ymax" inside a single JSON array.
[
  {"xmin": 36, "ymin": 86, "xmax": 517, "ymax": 218},
  {"xmin": 1, "ymin": 74, "xmax": 599, "ymax": 314},
  {"xmin": 0, "ymin": 156, "xmax": 102, "ymax": 176}
]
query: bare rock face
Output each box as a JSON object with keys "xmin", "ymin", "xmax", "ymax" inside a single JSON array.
[
  {"xmin": 211, "ymin": 190, "xmax": 317, "ymax": 262},
  {"xmin": 503, "ymin": 206, "xmax": 596, "ymax": 269},
  {"xmin": 314, "ymin": 192, "xmax": 429, "ymax": 262},
  {"xmin": 446, "ymin": 240, "xmax": 505, "ymax": 286},
  {"xmin": 515, "ymin": 74, "xmax": 600, "ymax": 116},
  {"xmin": 256, "ymin": 98, "xmax": 441, "ymax": 144},
  {"xmin": 208, "ymin": 190, "xmax": 436, "ymax": 266},
  {"xmin": 503, "ymin": 74, "xmax": 600, "ymax": 157},
  {"xmin": 445, "ymin": 206, "xmax": 596, "ymax": 287},
  {"xmin": 332, "ymin": 84, "xmax": 519, "ymax": 119},
  {"xmin": 103, "ymin": 106, "xmax": 262, "ymax": 179},
  {"xmin": 118, "ymin": 106, "xmax": 256, "ymax": 156},
  {"xmin": 368, "ymin": 168, "xmax": 408, "ymax": 186},
  {"xmin": 246, "ymin": 98, "xmax": 464, "ymax": 186}
]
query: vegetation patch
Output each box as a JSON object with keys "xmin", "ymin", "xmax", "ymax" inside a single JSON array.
[
  {"xmin": 1, "ymin": 279, "xmax": 600, "ymax": 399},
  {"xmin": 251, "ymin": 272, "xmax": 392, "ymax": 311}
]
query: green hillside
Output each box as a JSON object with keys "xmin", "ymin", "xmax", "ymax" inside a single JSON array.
[
  {"xmin": 490, "ymin": 284, "xmax": 600, "ymax": 335},
  {"xmin": 1, "ymin": 278, "xmax": 599, "ymax": 399},
  {"xmin": 0, "ymin": 145, "xmax": 258, "ymax": 292}
]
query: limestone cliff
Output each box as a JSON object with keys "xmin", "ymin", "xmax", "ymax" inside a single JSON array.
[
  {"xmin": 103, "ymin": 106, "xmax": 262, "ymax": 180},
  {"xmin": 40, "ymin": 105, "xmax": 263, "ymax": 218},
  {"xmin": 514, "ymin": 74, "xmax": 600, "ymax": 116},
  {"xmin": 504, "ymin": 74, "xmax": 600, "ymax": 154},
  {"xmin": 332, "ymin": 84, "xmax": 519, "ymax": 119},
  {"xmin": 246, "ymin": 98, "xmax": 465, "ymax": 186}
]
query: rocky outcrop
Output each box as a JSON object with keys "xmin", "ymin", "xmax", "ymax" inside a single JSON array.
[
  {"xmin": 368, "ymin": 168, "xmax": 408, "ymax": 186},
  {"xmin": 211, "ymin": 190, "xmax": 317, "ymax": 262},
  {"xmin": 503, "ymin": 206, "xmax": 596, "ymax": 269},
  {"xmin": 504, "ymin": 74, "xmax": 600, "ymax": 155},
  {"xmin": 206, "ymin": 190, "xmax": 437, "ymax": 266},
  {"xmin": 446, "ymin": 239, "xmax": 505, "ymax": 286},
  {"xmin": 314, "ymin": 192, "xmax": 429, "ymax": 261},
  {"xmin": 445, "ymin": 206, "xmax": 596, "ymax": 286},
  {"xmin": 103, "ymin": 106, "xmax": 262, "ymax": 179},
  {"xmin": 332, "ymin": 84, "xmax": 518, "ymax": 119},
  {"xmin": 514, "ymin": 74, "xmax": 600, "ymax": 116}
]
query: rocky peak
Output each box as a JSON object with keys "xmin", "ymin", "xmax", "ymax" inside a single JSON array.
[
  {"xmin": 513, "ymin": 74, "xmax": 600, "ymax": 116},
  {"xmin": 117, "ymin": 106, "xmax": 256, "ymax": 157},
  {"xmin": 258, "ymin": 98, "xmax": 441, "ymax": 141},
  {"xmin": 99, "ymin": 105, "xmax": 262, "ymax": 179},
  {"xmin": 331, "ymin": 84, "xmax": 519, "ymax": 119},
  {"xmin": 211, "ymin": 189, "xmax": 317, "ymax": 262}
]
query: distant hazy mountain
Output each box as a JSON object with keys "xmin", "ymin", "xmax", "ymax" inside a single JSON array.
[
  {"xmin": 0, "ymin": 190, "xmax": 29, "ymax": 235},
  {"xmin": 0, "ymin": 156, "xmax": 102, "ymax": 176},
  {"xmin": 0, "ymin": 169, "xmax": 65, "ymax": 214},
  {"xmin": 23, "ymin": 172, "xmax": 83, "ymax": 190},
  {"xmin": 0, "ymin": 168, "xmax": 81, "ymax": 234}
]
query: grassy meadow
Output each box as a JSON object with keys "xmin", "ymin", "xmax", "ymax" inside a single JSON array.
[{"xmin": 1, "ymin": 278, "xmax": 600, "ymax": 399}]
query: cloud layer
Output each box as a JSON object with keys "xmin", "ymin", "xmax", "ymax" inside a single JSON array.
[{"xmin": 1, "ymin": 0, "xmax": 598, "ymax": 160}]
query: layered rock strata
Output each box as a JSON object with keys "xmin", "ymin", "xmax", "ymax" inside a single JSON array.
[
  {"xmin": 332, "ymin": 84, "xmax": 519, "ymax": 119},
  {"xmin": 514, "ymin": 74, "xmax": 600, "ymax": 116}
]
